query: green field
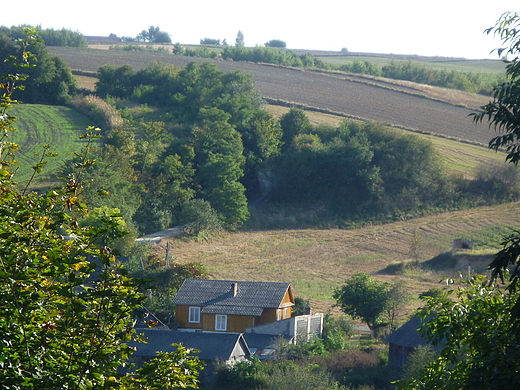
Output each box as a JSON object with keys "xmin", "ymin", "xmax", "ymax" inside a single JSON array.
[
  {"xmin": 315, "ymin": 53, "xmax": 507, "ymax": 75},
  {"xmin": 9, "ymin": 104, "xmax": 94, "ymax": 186}
]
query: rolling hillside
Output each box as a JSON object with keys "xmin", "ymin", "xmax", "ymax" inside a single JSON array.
[
  {"xmin": 39, "ymin": 46, "xmax": 519, "ymax": 319},
  {"xmin": 49, "ymin": 46, "xmax": 498, "ymax": 145},
  {"xmin": 9, "ymin": 104, "xmax": 94, "ymax": 185}
]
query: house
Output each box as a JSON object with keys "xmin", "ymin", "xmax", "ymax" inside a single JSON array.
[
  {"xmin": 386, "ymin": 315, "xmax": 444, "ymax": 369},
  {"xmin": 129, "ymin": 328, "xmax": 250, "ymax": 363},
  {"xmin": 172, "ymin": 279, "xmax": 295, "ymax": 333},
  {"xmin": 128, "ymin": 328, "xmax": 250, "ymax": 383}
]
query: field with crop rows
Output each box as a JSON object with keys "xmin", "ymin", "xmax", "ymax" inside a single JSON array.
[{"xmin": 49, "ymin": 46, "xmax": 499, "ymax": 146}]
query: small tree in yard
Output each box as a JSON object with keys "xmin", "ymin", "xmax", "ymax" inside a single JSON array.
[
  {"xmin": 333, "ymin": 272, "xmax": 389, "ymax": 331},
  {"xmin": 333, "ymin": 273, "xmax": 410, "ymax": 333}
]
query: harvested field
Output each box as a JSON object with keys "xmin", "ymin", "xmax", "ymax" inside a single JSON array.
[
  {"xmin": 153, "ymin": 202, "xmax": 520, "ymax": 314},
  {"xmin": 49, "ymin": 47, "xmax": 496, "ymax": 145}
]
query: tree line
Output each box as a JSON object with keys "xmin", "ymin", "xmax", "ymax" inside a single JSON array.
[{"xmin": 0, "ymin": 25, "xmax": 87, "ymax": 47}]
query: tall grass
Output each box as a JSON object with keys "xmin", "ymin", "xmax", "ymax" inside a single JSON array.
[{"xmin": 69, "ymin": 95, "xmax": 123, "ymax": 131}]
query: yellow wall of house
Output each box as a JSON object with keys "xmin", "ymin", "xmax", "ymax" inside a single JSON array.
[
  {"xmin": 282, "ymin": 287, "xmax": 295, "ymax": 305},
  {"xmin": 175, "ymin": 305, "xmax": 202, "ymax": 330},
  {"xmin": 202, "ymin": 313, "xmax": 255, "ymax": 333}
]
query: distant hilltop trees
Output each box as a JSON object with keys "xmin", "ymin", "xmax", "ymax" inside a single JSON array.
[
  {"xmin": 265, "ymin": 39, "xmax": 286, "ymax": 48},
  {"xmin": 121, "ymin": 25, "xmax": 172, "ymax": 44},
  {"xmin": 0, "ymin": 25, "xmax": 87, "ymax": 47}
]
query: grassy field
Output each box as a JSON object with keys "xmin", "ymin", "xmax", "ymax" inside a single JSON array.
[
  {"xmin": 315, "ymin": 53, "xmax": 507, "ymax": 75},
  {"xmin": 9, "ymin": 104, "xmax": 94, "ymax": 186}
]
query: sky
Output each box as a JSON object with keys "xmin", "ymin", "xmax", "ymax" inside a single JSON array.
[{"xmin": 3, "ymin": 1, "xmax": 519, "ymax": 59}]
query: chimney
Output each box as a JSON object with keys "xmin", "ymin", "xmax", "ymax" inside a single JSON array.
[{"xmin": 231, "ymin": 282, "xmax": 238, "ymax": 297}]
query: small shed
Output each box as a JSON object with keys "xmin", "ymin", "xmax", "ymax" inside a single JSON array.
[
  {"xmin": 385, "ymin": 316, "xmax": 443, "ymax": 369},
  {"xmin": 129, "ymin": 328, "xmax": 250, "ymax": 363},
  {"xmin": 128, "ymin": 328, "xmax": 250, "ymax": 383}
]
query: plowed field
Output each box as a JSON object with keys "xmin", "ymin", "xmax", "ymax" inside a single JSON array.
[{"xmin": 49, "ymin": 47, "xmax": 496, "ymax": 145}]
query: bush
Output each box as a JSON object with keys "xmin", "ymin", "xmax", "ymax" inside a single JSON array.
[
  {"xmin": 179, "ymin": 198, "xmax": 222, "ymax": 238},
  {"xmin": 400, "ymin": 345, "xmax": 438, "ymax": 382},
  {"xmin": 70, "ymin": 94, "xmax": 124, "ymax": 131},
  {"xmin": 256, "ymin": 361, "xmax": 341, "ymax": 390}
]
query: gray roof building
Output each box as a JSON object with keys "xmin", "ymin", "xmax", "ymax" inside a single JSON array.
[
  {"xmin": 172, "ymin": 279, "xmax": 293, "ymax": 316},
  {"xmin": 172, "ymin": 279, "xmax": 295, "ymax": 333},
  {"xmin": 129, "ymin": 328, "xmax": 250, "ymax": 362},
  {"xmin": 386, "ymin": 315, "xmax": 444, "ymax": 369}
]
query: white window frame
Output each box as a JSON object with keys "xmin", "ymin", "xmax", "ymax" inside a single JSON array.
[
  {"xmin": 277, "ymin": 309, "xmax": 282, "ymax": 321},
  {"xmin": 188, "ymin": 306, "xmax": 200, "ymax": 323},
  {"xmin": 215, "ymin": 314, "xmax": 228, "ymax": 331}
]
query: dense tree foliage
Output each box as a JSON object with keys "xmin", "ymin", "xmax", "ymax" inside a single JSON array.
[
  {"xmin": 398, "ymin": 276, "xmax": 520, "ymax": 390},
  {"xmin": 0, "ymin": 30, "xmax": 201, "ymax": 388},
  {"xmin": 92, "ymin": 61, "xmax": 274, "ymax": 232},
  {"xmin": 0, "ymin": 25, "xmax": 87, "ymax": 47},
  {"xmin": 0, "ymin": 29, "xmax": 77, "ymax": 104},
  {"xmin": 271, "ymin": 119, "xmax": 453, "ymax": 219}
]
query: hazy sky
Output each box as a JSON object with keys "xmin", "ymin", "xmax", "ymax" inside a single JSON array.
[{"xmin": 4, "ymin": 1, "xmax": 519, "ymax": 59}]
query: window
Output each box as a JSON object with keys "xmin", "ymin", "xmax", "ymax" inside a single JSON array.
[
  {"xmin": 277, "ymin": 309, "xmax": 281, "ymax": 321},
  {"xmin": 215, "ymin": 315, "xmax": 227, "ymax": 331},
  {"xmin": 284, "ymin": 308, "xmax": 289, "ymax": 318},
  {"xmin": 188, "ymin": 307, "xmax": 200, "ymax": 323}
]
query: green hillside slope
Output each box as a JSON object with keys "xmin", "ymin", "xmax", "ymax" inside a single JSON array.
[{"xmin": 9, "ymin": 104, "xmax": 93, "ymax": 185}]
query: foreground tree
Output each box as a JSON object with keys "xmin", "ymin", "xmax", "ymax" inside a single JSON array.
[
  {"xmin": 472, "ymin": 11, "xmax": 520, "ymax": 165},
  {"xmin": 0, "ymin": 29, "xmax": 201, "ymax": 389},
  {"xmin": 398, "ymin": 276, "xmax": 520, "ymax": 390},
  {"xmin": 471, "ymin": 10, "xmax": 520, "ymax": 332},
  {"xmin": 399, "ymin": 13, "xmax": 520, "ymax": 390}
]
